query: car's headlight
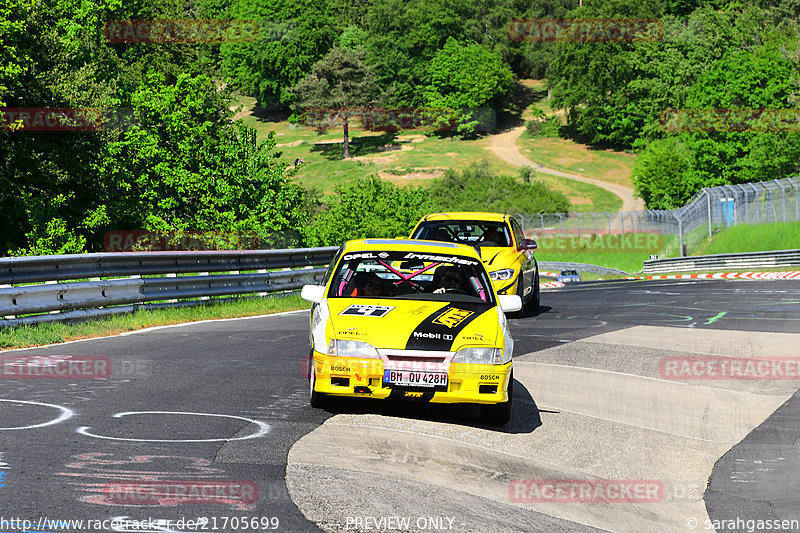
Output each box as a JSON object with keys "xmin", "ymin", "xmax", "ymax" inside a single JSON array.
[
  {"xmin": 452, "ymin": 347, "xmax": 509, "ymax": 365},
  {"xmin": 489, "ymin": 269, "xmax": 515, "ymax": 281},
  {"xmin": 327, "ymin": 339, "xmax": 380, "ymax": 359}
]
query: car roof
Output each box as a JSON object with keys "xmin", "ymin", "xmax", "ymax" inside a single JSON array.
[
  {"xmin": 419, "ymin": 212, "xmax": 508, "ymax": 223},
  {"xmin": 341, "ymin": 238, "xmax": 483, "ymax": 260}
]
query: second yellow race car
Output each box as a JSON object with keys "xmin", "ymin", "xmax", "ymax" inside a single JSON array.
[
  {"xmin": 409, "ymin": 212, "xmax": 539, "ymax": 312},
  {"xmin": 300, "ymin": 238, "xmax": 522, "ymax": 425}
]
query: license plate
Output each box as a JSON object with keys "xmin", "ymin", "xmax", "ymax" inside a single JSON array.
[{"xmin": 383, "ymin": 370, "xmax": 448, "ymax": 388}]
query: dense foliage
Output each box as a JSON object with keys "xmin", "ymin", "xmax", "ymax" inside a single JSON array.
[
  {"xmin": 1, "ymin": 0, "xmax": 307, "ymax": 254},
  {"xmin": 3, "ymin": 0, "xmax": 799, "ymax": 254},
  {"xmin": 306, "ymin": 163, "xmax": 570, "ymax": 246},
  {"xmin": 545, "ymin": 4, "xmax": 800, "ymax": 208}
]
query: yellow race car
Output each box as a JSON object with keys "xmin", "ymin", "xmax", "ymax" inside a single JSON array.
[
  {"xmin": 410, "ymin": 212, "xmax": 539, "ymax": 312},
  {"xmin": 300, "ymin": 238, "xmax": 522, "ymax": 425}
]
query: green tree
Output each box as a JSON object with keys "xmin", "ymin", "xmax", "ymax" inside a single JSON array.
[
  {"xmin": 632, "ymin": 137, "xmax": 698, "ymax": 209},
  {"xmin": 291, "ymin": 46, "xmax": 380, "ymax": 159},
  {"xmin": 548, "ymin": 6, "xmax": 771, "ymax": 148},
  {"xmin": 364, "ymin": 0, "xmax": 471, "ymax": 106},
  {"xmin": 220, "ymin": 0, "xmax": 336, "ymax": 105},
  {"xmin": 306, "ymin": 177, "xmax": 433, "ymax": 246},
  {"xmin": 423, "ymin": 37, "xmax": 512, "ymax": 133},
  {"xmin": 99, "ymin": 71, "xmax": 309, "ymax": 246},
  {"xmin": 681, "ymin": 46, "xmax": 800, "ymax": 185}
]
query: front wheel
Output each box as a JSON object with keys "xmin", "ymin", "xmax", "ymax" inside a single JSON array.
[
  {"xmin": 525, "ymin": 273, "xmax": 540, "ymax": 312},
  {"xmin": 308, "ymin": 358, "xmax": 328, "ymax": 408},
  {"xmin": 480, "ymin": 373, "xmax": 513, "ymax": 425}
]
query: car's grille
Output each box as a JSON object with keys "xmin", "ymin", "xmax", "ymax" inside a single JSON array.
[{"xmin": 385, "ymin": 355, "xmax": 446, "ymax": 363}]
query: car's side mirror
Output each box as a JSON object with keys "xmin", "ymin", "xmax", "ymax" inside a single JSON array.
[
  {"xmin": 301, "ymin": 284, "xmax": 325, "ymax": 304},
  {"xmin": 498, "ymin": 294, "xmax": 522, "ymax": 313},
  {"xmin": 524, "ymin": 239, "xmax": 537, "ymax": 250}
]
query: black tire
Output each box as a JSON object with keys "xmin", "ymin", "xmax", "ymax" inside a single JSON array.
[
  {"xmin": 480, "ymin": 373, "xmax": 513, "ymax": 425},
  {"xmin": 308, "ymin": 359, "xmax": 328, "ymax": 408},
  {"xmin": 508, "ymin": 277, "xmax": 526, "ymax": 318},
  {"xmin": 525, "ymin": 273, "xmax": 540, "ymax": 312}
]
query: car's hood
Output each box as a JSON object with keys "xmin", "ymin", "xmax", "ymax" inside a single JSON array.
[
  {"xmin": 327, "ymin": 298, "xmax": 498, "ymax": 351},
  {"xmin": 476, "ymin": 246, "xmax": 518, "ymax": 271}
]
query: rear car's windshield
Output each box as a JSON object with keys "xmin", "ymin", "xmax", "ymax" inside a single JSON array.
[
  {"xmin": 328, "ymin": 250, "xmax": 495, "ymax": 305},
  {"xmin": 411, "ymin": 221, "xmax": 511, "ymax": 247},
  {"xmin": 561, "ymin": 270, "xmax": 579, "ymax": 276}
]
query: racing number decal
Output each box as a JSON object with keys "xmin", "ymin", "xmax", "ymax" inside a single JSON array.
[
  {"xmin": 432, "ymin": 308, "xmax": 474, "ymax": 328},
  {"xmin": 405, "ymin": 304, "xmax": 488, "ymax": 350},
  {"xmin": 339, "ymin": 304, "xmax": 394, "ymax": 317}
]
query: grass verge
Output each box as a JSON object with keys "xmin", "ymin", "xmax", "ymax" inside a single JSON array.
[
  {"xmin": 691, "ymin": 221, "xmax": 800, "ymax": 256},
  {"xmin": 534, "ymin": 233, "xmax": 679, "ymax": 274},
  {"xmin": 516, "ymin": 136, "xmax": 636, "ymax": 189},
  {"xmin": 0, "ymin": 294, "xmax": 309, "ymax": 350}
]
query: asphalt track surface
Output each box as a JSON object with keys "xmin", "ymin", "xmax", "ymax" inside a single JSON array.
[{"xmin": 0, "ymin": 278, "xmax": 798, "ymax": 532}]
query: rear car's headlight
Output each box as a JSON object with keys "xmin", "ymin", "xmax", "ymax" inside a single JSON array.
[
  {"xmin": 327, "ymin": 340, "xmax": 380, "ymax": 359},
  {"xmin": 452, "ymin": 347, "xmax": 509, "ymax": 365},
  {"xmin": 489, "ymin": 269, "xmax": 515, "ymax": 281}
]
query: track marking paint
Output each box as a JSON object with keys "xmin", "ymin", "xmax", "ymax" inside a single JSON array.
[
  {"xmin": 0, "ymin": 399, "xmax": 74, "ymax": 430},
  {"xmin": 77, "ymin": 411, "xmax": 270, "ymax": 442}
]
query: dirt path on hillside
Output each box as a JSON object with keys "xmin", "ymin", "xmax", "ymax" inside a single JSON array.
[{"xmin": 487, "ymin": 125, "xmax": 645, "ymax": 212}]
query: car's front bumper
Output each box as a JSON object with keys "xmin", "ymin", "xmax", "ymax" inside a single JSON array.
[{"xmin": 311, "ymin": 351, "xmax": 512, "ymax": 404}]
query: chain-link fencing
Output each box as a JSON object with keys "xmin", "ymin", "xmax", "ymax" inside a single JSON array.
[{"xmin": 516, "ymin": 177, "xmax": 800, "ymax": 257}]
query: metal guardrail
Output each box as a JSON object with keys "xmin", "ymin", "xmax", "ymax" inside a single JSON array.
[
  {"xmin": 642, "ymin": 249, "xmax": 800, "ymax": 274},
  {"xmin": 538, "ymin": 261, "xmax": 629, "ymax": 276},
  {"xmin": 0, "ymin": 248, "xmax": 338, "ymax": 327}
]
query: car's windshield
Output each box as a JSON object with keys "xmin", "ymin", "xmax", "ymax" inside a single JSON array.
[
  {"xmin": 561, "ymin": 270, "xmax": 578, "ymax": 276},
  {"xmin": 328, "ymin": 250, "xmax": 495, "ymax": 304},
  {"xmin": 412, "ymin": 221, "xmax": 511, "ymax": 247}
]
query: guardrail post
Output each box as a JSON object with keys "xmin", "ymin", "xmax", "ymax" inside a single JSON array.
[
  {"xmin": 703, "ymin": 189, "xmax": 712, "ymax": 236},
  {"xmin": 538, "ymin": 213, "xmax": 544, "ymax": 236},
  {"xmin": 792, "ymin": 178, "xmax": 799, "ymax": 221},
  {"xmin": 199, "ymin": 272, "xmax": 210, "ymax": 300},
  {"xmin": 589, "ymin": 211, "xmax": 597, "ymax": 234},
  {"xmin": 575, "ymin": 212, "xmax": 582, "ymax": 238},
  {"xmin": 556, "ymin": 213, "xmax": 564, "ymax": 236},
  {"xmin": 605, "ymin": 211, "xmax": 612, "ymax": 234},
  {"xmin": 619, "ymin": 212, "xmax": 625, "ymax": 233}
]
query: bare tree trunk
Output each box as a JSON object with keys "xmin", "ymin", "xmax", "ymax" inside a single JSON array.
[{"xmin": 342, "ymin": 118, "xmax": 350, "ymax": 159}]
